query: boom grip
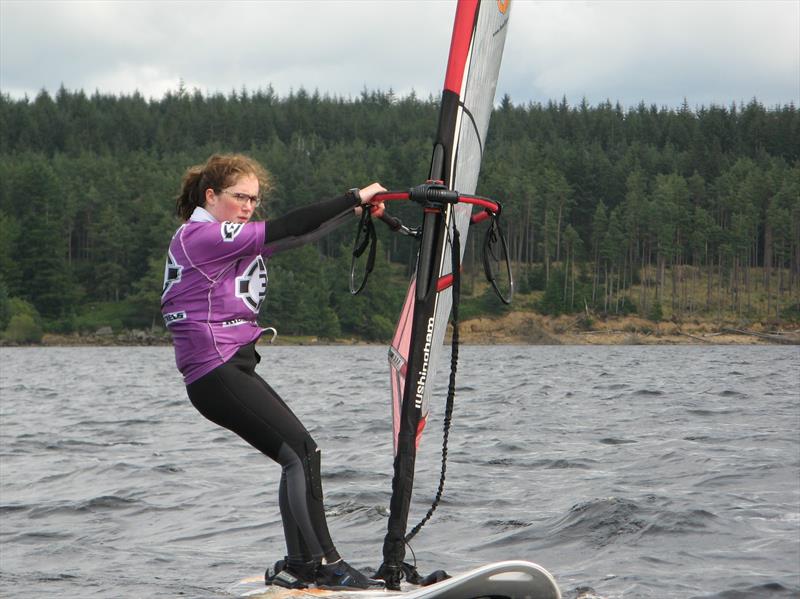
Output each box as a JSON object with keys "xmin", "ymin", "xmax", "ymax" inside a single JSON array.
[
  {"xmin": 379, "ymin": 212, "xmax": 403, "ymax": 231},
  {"xmin": 410, "ymin": 182, "xmax": 459, "ymax": 206}
]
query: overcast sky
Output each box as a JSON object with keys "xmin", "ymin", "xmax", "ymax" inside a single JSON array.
[{"xmin": 1, "ymin": 0, "xmax": 798, "ymax": 110}]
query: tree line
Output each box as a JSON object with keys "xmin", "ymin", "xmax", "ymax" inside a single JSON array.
[{"xmin": 0, "ymin": 86, "xmax": 798, "ymax": 342}]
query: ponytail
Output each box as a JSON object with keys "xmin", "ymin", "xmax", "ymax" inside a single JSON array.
[
  {"xmin": 174, "ymin": 154, "xmax": 272, "ymax": 222},
  {"xmin": 176, "ymin": 165, "xmax": 206, "ymax": 222}
]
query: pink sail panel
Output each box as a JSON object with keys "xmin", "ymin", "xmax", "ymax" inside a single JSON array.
[{"xmin": 388, "ymin": 277, "xmax": 426, "ymax": 455}]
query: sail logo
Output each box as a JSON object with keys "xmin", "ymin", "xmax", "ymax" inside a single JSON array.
[
  {"xmin": 389, "ymin": 347, "xmax": 406, "ymax": 371},
  {"xmin": 235, "ymin": 255, "xmax": 268, "ymax": 312},
  {"xmin": 221, "ymin": 222, "xmax": 244, "ymax": 242},
  {"xmin": 497, "ymin": 0, "xmax": 509, "ymax": 14},
  {"xmin": 415, "ymin": 317, "xmax": 436, "ymax": 409}
]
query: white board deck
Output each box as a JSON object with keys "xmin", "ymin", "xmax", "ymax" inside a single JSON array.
[{"xmin": 228, "ymin": 560, "xmax": 561, "ymax": 599}]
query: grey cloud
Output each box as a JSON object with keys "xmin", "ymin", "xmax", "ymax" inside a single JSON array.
[
  {"xmin": 1, "ymin": 0, "xmax": 797, "ymax": 108},
  {"xmin": 499, "ymin": 0, "xmax": 799, "ymax": 108}
]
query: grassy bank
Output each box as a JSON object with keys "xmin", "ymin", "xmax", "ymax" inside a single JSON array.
[
  {"xmin": 17, "ymin": 311, "xmax": 798, "ymax": 347},
  {"xmin": 452, "ymin": 311, "xmax": 800, "ymax": 345}
]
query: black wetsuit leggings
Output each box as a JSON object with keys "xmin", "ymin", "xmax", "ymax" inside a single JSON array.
[{"xmin": 186, "ymin": 342, "xmax": 339, "ymax": 565}]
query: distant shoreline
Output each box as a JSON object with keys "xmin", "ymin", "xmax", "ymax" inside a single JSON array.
[
  {"xmin": 451, "ymin": 312, "xmax": 800, "ymax": 346},
  {"xmin": 3, "ymin": 312, "xmax": 798, "ymax": 347}
]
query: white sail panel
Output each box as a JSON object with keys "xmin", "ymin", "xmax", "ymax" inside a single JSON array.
[{"xmin": 422, "ymin": 1, "xmax": 512, "ymax": 417}]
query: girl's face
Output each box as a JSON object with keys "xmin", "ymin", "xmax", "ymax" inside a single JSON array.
[{"xmin": 204, "ymin": 174, "xmax": 260, "ymax": 223}]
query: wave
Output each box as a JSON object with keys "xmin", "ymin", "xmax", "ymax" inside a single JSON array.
[
  {"xmin": 324, "ymin": 499, "xmax": 388, "ymax": 522},
  {"xmin": 27, "ymin": 495, "xmax": 143, "ymax": 519},
  {"xmin": 530, "ymin": 496, "xmax": 722, "ymax": 549},
  {"xmin": 693, "ymin": 581, "xmax": 800, "ymax": 598},
  {"xmin": 687, "ymin": 408, "xmax": 741, "ymax": 416},
  {"xmin": 484, "ymin": 518, "xmax": 533, "ymax": 530},
  {"xmin": 549, "ymin": 496, "xmax": 647, "ymax": 547}
]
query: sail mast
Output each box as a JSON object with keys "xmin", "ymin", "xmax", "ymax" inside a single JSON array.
[{"xmin": 379, "ymin": 0, "xmax": 511, "ymax": 588}]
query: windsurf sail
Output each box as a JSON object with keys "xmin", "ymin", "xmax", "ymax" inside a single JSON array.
[{"xmin": 375, "ymin": 0, "xmax": 512, "ymax": 588}]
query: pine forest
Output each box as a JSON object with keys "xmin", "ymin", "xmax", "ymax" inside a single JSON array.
[{"xmin": 0, "ymin": 86, "xmax": 798, "ymax": 342}]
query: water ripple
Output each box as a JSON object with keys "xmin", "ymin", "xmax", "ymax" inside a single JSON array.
[{"xmin": 1, "ymin": 345, "xmax": 798, "ymax": 599}]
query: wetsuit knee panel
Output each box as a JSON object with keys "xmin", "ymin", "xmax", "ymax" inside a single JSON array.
[{"xmin": 304, "ymin": 439, "xmax": 323, "ymax": 501}]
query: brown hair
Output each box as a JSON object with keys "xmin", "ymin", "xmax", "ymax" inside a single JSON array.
[{"xmin": 175, "ymin": 154, "xmax": 272, "ymax": 221}]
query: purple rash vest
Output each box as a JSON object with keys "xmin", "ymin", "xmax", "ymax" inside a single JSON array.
[{"xmin": 161, "ymin": 207, "xmax": 270, "ymax": 384}]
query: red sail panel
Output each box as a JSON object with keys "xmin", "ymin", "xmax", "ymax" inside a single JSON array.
[{"xmin": 443, "ymin": 0, "xmax": 479, "ymax": 94}]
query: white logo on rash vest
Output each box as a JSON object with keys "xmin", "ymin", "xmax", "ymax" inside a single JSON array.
[
  {"xmin": 162, "ymin": 250, "xmax": 183, "ymax": 298},
  {"xmin": 235, "ymin": 255, "xmax": 268, "ymax": 312},
  {"xmin": 163, "ymin": 311, "xmax": 186, "ymax": 326},
  {"xmin": 222, "ymin": 318, "xmax": 249, "ymax": 327},
  {"xmin": 414, "ymin": 317, "xmax": 436, "ymax": 409},
  {"xmin": 221, "ymin": 222, "xmax": 244, "ymax": 242}
]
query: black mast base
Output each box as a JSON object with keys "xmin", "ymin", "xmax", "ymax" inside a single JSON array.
[
  {"xmin": 376, "ymin": 562, "xmax": 402, "ymax": 591},
  {"xmin": 376, "ymin": 562, "xmax": 450, "ymax": 591}
]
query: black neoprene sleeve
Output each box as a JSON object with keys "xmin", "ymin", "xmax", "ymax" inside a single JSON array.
[{"xmin": 265, "ymin": 194, "xmax": 358, "ymax": 243}]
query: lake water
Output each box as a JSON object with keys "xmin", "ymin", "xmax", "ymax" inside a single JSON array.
[{"xmin": 1, "ymin": 345, "xmax": 798, "ymax": 598}]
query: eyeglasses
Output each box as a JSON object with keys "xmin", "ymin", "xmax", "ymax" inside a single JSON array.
[{"xmin": 220, "ymin": 190, "xmax": 261, "ymax": 207}]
